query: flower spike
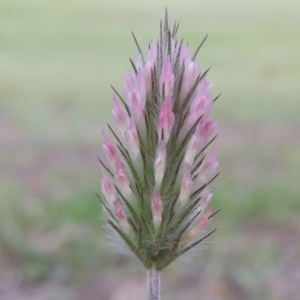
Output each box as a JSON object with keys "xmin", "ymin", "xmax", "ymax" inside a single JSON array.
[{"xmin": 99, "ymin": 12, "xmax": 220, "ymax": 273}]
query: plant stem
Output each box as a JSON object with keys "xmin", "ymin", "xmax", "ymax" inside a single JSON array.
[{"xmin": 147, "ymin": 267, "xmax": 161, "ymax": 300}]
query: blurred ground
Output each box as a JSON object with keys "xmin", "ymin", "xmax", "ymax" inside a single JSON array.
[{"xmin": 0, "ymin": 0, "xmax": 300, "ymax": 299}]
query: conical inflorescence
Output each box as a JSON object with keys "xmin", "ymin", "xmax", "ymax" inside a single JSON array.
[{"xmin": 98, "ymin": 12, "xmax": 220, "ymax": 271}]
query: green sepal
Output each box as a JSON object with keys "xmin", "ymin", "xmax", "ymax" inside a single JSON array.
[
  {"xmin": 192, "ymin": 34, "xmax": 208, "ymax": 61},
  {"xmin": 115, "ymin": 186, "xmax": 140, "ymax": 224}
]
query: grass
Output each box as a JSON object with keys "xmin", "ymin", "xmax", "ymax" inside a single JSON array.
[{"xmin": 0, "ymin": 0, "xmax": 300, "ymax": 299}]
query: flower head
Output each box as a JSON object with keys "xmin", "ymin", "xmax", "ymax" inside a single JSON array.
[{"xmin": 98, "ymin": 11, "xmax": 220, "ymax": 270}]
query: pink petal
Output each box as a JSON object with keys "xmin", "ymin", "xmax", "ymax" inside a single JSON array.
[
  {"xmin": 114, "ymin": 198, "xmax": 130, "ymax": 232},
  {"xmin": 182, "ymin": 61, "xmax": 200, "ymax": 97},
  {"xmin": 129, "ymin": 70, "xmax": 146, "ymax": 122},
  {"xmin": 197, "ymin": 149, "xmax": 218, "ymax": 183},
  {"xmin": 196, "ymin": 209, "xmax": 213, "ymax": 231},
  {"xmin": 188, "ymin": 95, "xmax": 206, "ymax": 126},
  {"xmin": 180, "ymin": 44, "xmax": 191, "ymax": 66},
  {"xmin": 124, "ymin": 71, "xmax": 134, "ymax": 92},
  {"xmin": 178, "ymin": 164, "xmax": 193, "ymax": 205},
  {"xmin": 102, "ymin": 131, "xmax": 118, "ymax": 169},
  {"xmin": 112, "ymin": 95, "xmax": 128, "ymax": 133},
  {"xmin": 101, "ymin": 172, "xmax": 115, "ymax": 206},
  {"xmin": 125, "ymin": 118, "xmax": 140, "ymax": 159},
  {"xmin": 146, "ymin": 41, "xmax": 157, "ymax": 64},
  {"xmin": 184, "ymin": 133, "xmax": 199, "ymax": 165},
  {"xmin": 157, "ymin": 95, "xmax": 175, "ymax": 143},
  {"xmin": 197, "ymin": 78, "xmax": 213, "ymax": 97},
  {"xmin": 114, "ymin": 160, "xmax": 131, "ymax": 198},
  {"xmin": 200, "ymin": 119, "xmax": 218, "ymax": 144},
  {"xmin": 199, "ymin": 188, "xmax": 213, "ymax": 211},
  {"xmin": 203, "ymin": 149, "xmax": 219, "ymax": 175},
  {"xmin": 144, "ymin": 42, "xmax": 158, "ymax": 92},
  {"xmin": 159, "ymin": 56, "xmax": 174, "ymax": 97},
  {"xmin": 154, "ymin": 141, "xmax": 166, "ymax": 188}
]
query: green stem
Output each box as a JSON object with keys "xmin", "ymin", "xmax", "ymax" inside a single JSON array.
[{"xmin": 147, "ymin": 267, "xmax": 161, "ymax": 300}]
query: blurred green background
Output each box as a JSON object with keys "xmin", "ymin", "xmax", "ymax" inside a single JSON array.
[{"xmin": 0, "ymin": 0, "xmax": 299, "ymax": 299}]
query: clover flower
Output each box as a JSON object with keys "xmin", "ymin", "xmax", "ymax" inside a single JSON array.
[{"xmin": 97, "ymin": 10, "xmax": 220, "ymax": 300}]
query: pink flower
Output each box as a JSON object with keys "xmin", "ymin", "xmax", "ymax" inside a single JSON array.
[
  {"xmin": 144, "ymin": 42, "xmax": 157, "ymax": 92},
  {"xmin": 188, "ymin": 94, "xmax": 207, "ymax": 126},
  {"xmin": 198, "ymin": 188, "xmax": 213, "ymax": 212},
  {"xmin": 101, "ymin": 169, "xmax": 115, "ymax": 207},
  {"xmin": 195, "ymin": 209, "xmax": 213, "ymax": 232},
  {"xmin": 179, "ymin": 208, "xmax": 214, "ymax": 246},
  {"xmin": 200, "ymin": 119, "xmax": 218, "ymax": 145},
  {"xmin": 125, "ymin": 118, "xmax": 140, "ymax": 159},
  {"xmin": 124, "ymin": 70, "xmax": 146, "ymax": 123},
  {"xmin": 180, "ymin": 44, "xmax": 201, "ymax": 98},
  {"xmin": 197, "ymin": 78, "xmax": 213, "ymax": 97},
  {"xmin": 157, "ymin": 95, "xmax": 175, "ymax": 143},
  {"xmin": 184, "ymin": 129, "xmax": 200, "ymax": 165},
  {"xmin": 178, "ymin": 164, "xmax": 193, "ymax": 205},
  {"xmin": 114, "ymin": 198, "xmax": 130, "ymax": 233},
  {"xmin": 102, "ymin": 131, "xmax": 118, "ymax": 169},
  {"xmin": 154, "ymin": 141, "xmax": 167, "ymax": 188},
  {"xmin": 114, "ymin": 160, "xmax": 131, "ymax": 198},
  {"xmin": 112, "ymin": 95, "xmax": 128, "ymax": 135},
  {"xmin": 159, "ymin": 56, "xmax": 174, "ymax": 97},
  {"xmin": 180, "ymin": 44, "xmax": 191, "ymax": 65},
  {"xmin": 197, "ymin": 149, "xmax": 219, "ymax": 183}
]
